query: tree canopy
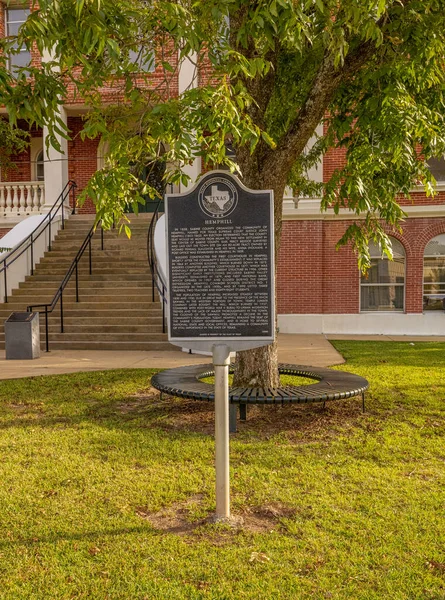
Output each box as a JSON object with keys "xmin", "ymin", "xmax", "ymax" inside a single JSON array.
[{"xmin": 0, "ymin": 0, "xmax": 444, "ymax": 266}]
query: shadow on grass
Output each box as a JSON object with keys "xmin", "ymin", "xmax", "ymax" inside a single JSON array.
[
  {"xmin": 0, "ymin": 525, "xmax": 154, "ymax": 549},
  {"xmin": 0, "ymin": 341, "xmax": 444, "ymax": 441}
]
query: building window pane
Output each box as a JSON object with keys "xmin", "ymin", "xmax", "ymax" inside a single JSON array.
[
  {"xmin": 427, "ymin": 157, "xmax": 445, "ymax": 182},
  {"xmin": 6, "ymin": 7, "xmax": 31, "ymax": 75},
  {"xmin": 360, "ymin": 237, "xmax": 405, "ymax": 312},
  {"xmin": 36, "ymin": 149, "xmax": 44, "ymax": 181},
  {"xmin": 128, "ymin": 47, "xmax": 155, "ymax": 72},
  {"xmin": 423, "ymin": 234, "xmax": 445, "ymax": 310},
  {"xmin": 361, "ymin": 286, "xmax": 405, "ymax": 312}
]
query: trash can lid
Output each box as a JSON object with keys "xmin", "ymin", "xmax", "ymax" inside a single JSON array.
[{"xmin": 6, "ymin": 312, "xmax": 36, "ymax": 322}]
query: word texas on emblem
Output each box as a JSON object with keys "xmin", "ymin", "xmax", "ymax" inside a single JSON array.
[{"xmin": 198, "ymin": 177, "xmax": 238, "ymax": 218}]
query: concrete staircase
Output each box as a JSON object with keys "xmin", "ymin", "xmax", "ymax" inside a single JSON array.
[{"xmin": 0, "ymin": 214, "xmax": 171, "ymax": 350}]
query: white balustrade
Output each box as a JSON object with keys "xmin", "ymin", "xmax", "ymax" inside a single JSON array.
[{"xmin": 0, "ymin": 182, "xmax": 45, "ymax": 216}]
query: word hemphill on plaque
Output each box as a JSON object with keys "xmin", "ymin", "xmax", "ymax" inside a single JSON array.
[{"xmin": 165, "ymin": 171, "xmax": 275, "ymax": 353}]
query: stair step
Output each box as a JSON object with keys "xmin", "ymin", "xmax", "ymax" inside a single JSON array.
[
  {"xmin": 38, "ymin": 255, "xmax": 148, "ymax": 263},
  {"xmin": 34, "ymin": 267, "xmax": 151, "ymax": 274},
  {"xmin": 0, "ymin": 307, "xmax": 163, "ymax": 316},
  {"xmin": 15, "ymin": 285, "xmax": 154, "ymax": 294},
  {"xmin": 44, "ymin": 317, "xmax": 163, "ymax": 325},
  {"xmin": 36, "ymin": 332, "xmax": 168, "ymax": 341},
  {"xmin": 19, "ymin": 280, "xmax": 154, "ymax": 289},
  {"xmin": 25, "ymin": 274, "xmax": 153, "ymax": 282}
]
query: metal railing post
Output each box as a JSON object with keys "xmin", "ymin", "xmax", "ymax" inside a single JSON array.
[
  {"xmin": 101, "ymin": 226, "xmax": 104, "ymax": 251},
  {"xmin": 30, "ymin": 233, "xmax": 34, "ymax": 276},
  {"xmin": 162, "ymin": 285, "xmax": 166, "ymax": 333},
  {"xmin": 48, "ymin": 217, "xmax": 52, "ymax": 252},
  {"xmin": 75, "ymin": 261, "xmax": 79, "ymax": 302},
  {"xmin": 45, "ymin": 306, "xmax": 49, "ymax": 353},
  {"xmin": 88, "ymin": 237, "xmax": 92, "ymax": 275},
  {"xmin": 60, "ymin": 292, "xmax": 64, "ymax": 333},
  {"xmin": 3, "ymin": 262, "xmax": 7, "ymax": 303},
  {"xmin": 71, "ymin": 185, "xmax": 76, "ymax": 215}
]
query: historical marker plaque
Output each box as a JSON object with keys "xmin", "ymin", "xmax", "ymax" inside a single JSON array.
[{"xmin": 165, "ymin": 171, "xmax": 274, "ymax": 352}]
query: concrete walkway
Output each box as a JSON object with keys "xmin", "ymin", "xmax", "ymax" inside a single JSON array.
[{"xmin": 0, "ymin": 334, "xmax": 344, "ymax": 380}]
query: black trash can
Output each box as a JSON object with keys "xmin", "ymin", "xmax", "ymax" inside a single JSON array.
[{"xmin": 4, "ymin": 312, "xmax": 40, "ymax": 360}]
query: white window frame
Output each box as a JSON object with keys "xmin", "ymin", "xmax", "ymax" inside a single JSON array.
[
  {"xmin": 360, "ymin": 237, "xmax": 406, "ymax": 313},
  {"xmin": 5, "ymin": 6, "xmax": 31, "ymax": 74},
  {"xmin": 423, "ymin": 234, "xmax": 445, "ymax": 311}
]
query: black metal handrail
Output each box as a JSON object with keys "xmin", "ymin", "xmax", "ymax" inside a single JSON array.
[
  {"xmin": 28, "ymin": 220, "xmax": 105, "ymax": 352},
  {"xmin": 0, "ymin": 180, "xmax": 77, "ymax": 303},
  {"xmin": 147, "ymin": 199, "xmax": 167, "ymax": 333}
]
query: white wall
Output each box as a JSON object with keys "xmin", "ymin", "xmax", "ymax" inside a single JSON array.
[
  {"xmin": 278, "ymin": 312, "xmax": 445, "ymax": 336},
  {"xmin": 0, "ymin": 215, "xmax": 63, "ymax": 301}
]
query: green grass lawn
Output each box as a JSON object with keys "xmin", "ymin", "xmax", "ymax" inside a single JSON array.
[{"xmin": 0, "ymin": 341, "xmax": 444, "ymax": 599}]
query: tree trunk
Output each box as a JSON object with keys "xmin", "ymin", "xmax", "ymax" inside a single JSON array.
[{"xmin": 233, "ymin": 164, "xmax": 286, "ymax": 389}]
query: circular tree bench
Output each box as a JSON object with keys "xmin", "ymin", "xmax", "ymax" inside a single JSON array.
[{"xmin": 151, "ymin": 363, "xmax": 369, "ymax": 433}]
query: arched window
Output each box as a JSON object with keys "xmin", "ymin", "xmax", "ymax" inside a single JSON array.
[
  {"xmin": 35, "ymin": 149, "xmax": 44, "ymax": 181},
  {"xmin": 360, "ymin": 237, "xmax": 405, "ymax": 312},
  {"xmin": 423, "ymin": 234, "xmax": 445, "ymax": 310}
]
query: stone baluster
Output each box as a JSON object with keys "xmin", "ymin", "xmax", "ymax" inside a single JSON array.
[
  {"xmin": 18, "ymin": 185, "xmax": 26, "ymax": 213},
  {"xmin": 0, "ymin": 186, "xmax": 5, "ymax": 215},
  {"xmin": 38, "ymin": 184, "xmax": 45, "ymax": 212},
  {"xmin": 11, "ymin": 185, "xmax": 19, "ymax": 214},
  {"xmin": 5, "ymin": 185, "xmax": 13, "ymax": 214},
  {"xmin": 25, "ymin": 184, "xmax": 34, "ymax": 214}
]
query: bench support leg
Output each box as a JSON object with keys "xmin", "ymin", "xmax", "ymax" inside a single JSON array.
[
  {"xmin": 229, "ymin": 404, "xmax": 237, "ymax": 434},
  {"xmin": 239, "ymin": 403, "xmax": 247, "ymax": 422}
]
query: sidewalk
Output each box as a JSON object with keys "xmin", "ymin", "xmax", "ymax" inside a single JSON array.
[{"xmin": 0, "ymin": 334, "xmax": 344, "ymax": 380}]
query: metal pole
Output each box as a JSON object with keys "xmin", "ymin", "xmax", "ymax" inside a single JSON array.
[
  {"xmin": 162, "ymin": 285, "xmax": 165, "ymax": 333},
  {"xmin": 101, "ymin": 226, "xmax": 104, "ymax": 251},
  {"xmin": 49, "ymin": 218, "xmax": 52, "ymax": 252},
  {"xmin": 75, "ymin": 261, "xmax": 79, "ymax": 302},
  {"xmin": 89, "ymin": 237, "xmax": 92, "ymax": 275},
  {"xmin": 212, "ymin": 344, "xmax": 231, "ymax": 522},
  {"xmin": 45, "ymin": 306, "xmax": 49, "ymax": 352},
  {"xmin": 60, "ymin": 292, "xmax": 64, "ymax": 333},
  {"xmin": 30, "ymin": 233, "xmax": 34, "ymax": 276},
  {"xmin": 3, "ymin": 263, "xmax": 7, "ymax": 303},
  {"xmin": 72, "ymin": 185, "xmax": 76, "ymax": 215}
]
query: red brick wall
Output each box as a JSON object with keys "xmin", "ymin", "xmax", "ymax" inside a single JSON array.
[
  {"xmin": 1, "ymin": 123, "xmax": 42, "ymax": 183},
  {"xmin": 277, "ymin": 217, "xmax": 445, "ymax": 315},
  {"xmin": 67, "ymin": 117, "xmax": 99, "ymax": 213},
  {"xmin": 0, "ymin": 229, "xmax": 11, "ymax": 239},
  {"xmin": 277, "ymin": 220, "xmax": 324, "ymax": 314}
]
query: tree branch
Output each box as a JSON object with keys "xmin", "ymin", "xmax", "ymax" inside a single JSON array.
[{"xmin": 264, "ymin": 39, "xmax": 378, "ymax": 182}]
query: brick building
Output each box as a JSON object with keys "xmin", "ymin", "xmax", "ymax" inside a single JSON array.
[{"xmin": 1, "ymin": 3, "xmax": 445, "ymax": 337}]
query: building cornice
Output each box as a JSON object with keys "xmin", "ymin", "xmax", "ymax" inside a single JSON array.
[{"xmin": 282, "ymin": 199, "xmax": 445, "ymax": 221}]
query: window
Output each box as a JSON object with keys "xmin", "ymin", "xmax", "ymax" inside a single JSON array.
[
  {"xmin": 5, "ymin": 7, "xmax": 31, "ymax": 74},
  {"xmin": 128, "ymin": 46, "xmax": 155, "ymax": 72},
  {"xmin": 216, "ymin": 140, "xmax": 237, "ymax": 172},
  {"xmin": 423, "ymin": 234, "xmax": 445, "ymax": 310},
  {"xmin": 360, "ymin": 237, "xmax": 405, "ymax": 312},
  {"xmin": 427, "ymin": 156, "xmax": 445, "ymax": 182},
  {"xmin": 35, "ymin": 149, "xmax": 44, "ymax": 181}
]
